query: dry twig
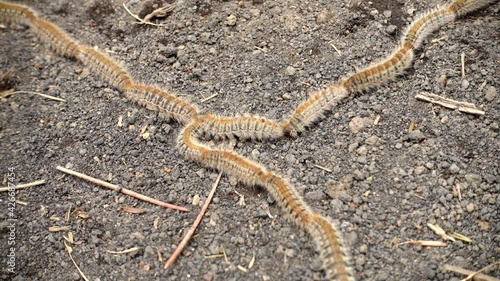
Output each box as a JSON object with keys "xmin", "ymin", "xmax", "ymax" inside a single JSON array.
[
  {"xmin": 0, "ymin": 179, "xmax": 45, "ymax": 192},
  {"xmin": 164, "ymin": 172, "xmax": 223, "ymax": 269},
  {"xmin": 56, "ymin": 166, "xmax": 188, "ymax": 212},
  {"xmin": 64, "ymin": 242, "xmax": 90, "ymax": 281},
  {"xmin": 122, "ymin": 3, "xmax": 174, "ymax": 26},
  {"xmin": 415, "ymin": 91, "xmax": 485, "ymax": 115}
]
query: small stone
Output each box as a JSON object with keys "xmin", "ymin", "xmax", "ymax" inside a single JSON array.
[
  {"xmin": 438, "ymin": 74, "xmax": 447, "ymax": 88},
  {"xmin": 365, "ymin": 135, "xmax": 379, "ymax": 146},
  {"xmin": 229, "ymin": 176, "xmax": 238, "ymax": 186},
  {"xmin": 192, "ymin": 194, "xmax": 201, "ymax": 206},
  {"xmin": 356, "ymin": 146, "xmax": 368, "ymax": 155},
  {"xmin": 348, "ymin": 142, "xmax": 359, "ymax": 152},
  {"xmin": 316, "ymin": 10, "xmax": 333, "ymax": 24},
  {"xmin": 425, "ymin": 162, "xmax": 434, "ymax": 169},
  {"xmin": 305, "ymin": 190, "xmax": 326, "ymax": 201},
  {"xmin": 349, "ymin": 116, "xmax": 372, "ymax": 133},
  {"xmin": 386, "ymin": 25, "xmax": 397, "ymax": 34},
  {"xmin": 461, "ymin": 79, "xmax": 469, "ymax": 89},
  {"xmin": 285, "ymin": 154, "xmax": 296, "ymax": 164},
  {"xmin": 466, "ymin": 203, "xmax": 474, "ymax": 212},
  {"xmin": 284, "ymin": 248, "xmax": 295, "ymax": 258},
  {"xmin": 449, "ymin": 164, "xmax": 460, "ymax": 174},
  {"xmin": 355, "ymin": 255, "xmax": 366, "ymax": 267},
  {"xmin": 353, "ymin": 169, "xmax": 365, "ymax": 181},
  {"xmin": 203, "ymin": 274, "xmax": 214, "ymax": 281},
  {"xmin": 383, "ymin": 10, "xmax": 392, "ymax": 18},
  {"xmin": 408, "ymin": 130, "xmax": 425, "ymax": 141},
  {"xmin": 226, "ymin": 15, "xmax": 237, "ymax": 26},
  {"xmin": 359, "ymin": 244, "xmax": 368, "ymax": 254},
  {"xmin": 485, "ymin": 86, "xmax": 497, "ymax": 102},
  {"xmin": 414, "ymin": 166, "xmax": 427, "ymax": 175},
  {"xmin": 464, "ymin": 174, "xmax": 481, "ymax": 188},
  {"xmin": 285, "ymin": 66, "xmax": 296, "ymax": 76}
]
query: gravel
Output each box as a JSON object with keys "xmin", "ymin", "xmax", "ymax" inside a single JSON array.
[{"xmin": 0, "ymin": 0, "xmax": 498, "ymax": 281}]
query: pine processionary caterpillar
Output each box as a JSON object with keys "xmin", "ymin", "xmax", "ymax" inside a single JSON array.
[
  {"xmin": 77, "ymin": 45, "xmax": 134, "ymax": 91},
  {"xmin": 125, "ymin": 83, "xmax": 199, "ymax": 124}
]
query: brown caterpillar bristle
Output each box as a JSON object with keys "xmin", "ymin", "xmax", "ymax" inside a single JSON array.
[
  {"xmin": 0, "ymin": 2, "xmax": 36, "ymax": 25},
  {"xmin": 200, "ymin": 113, "xmax": 284, "ymax": 141},
  {"xmin": 77, "ymin": 45, "xmax": 133, "ymax": 90},
  {"xmin": 125, "ymin": 83, "xmax": 199, "ymax": 124}
]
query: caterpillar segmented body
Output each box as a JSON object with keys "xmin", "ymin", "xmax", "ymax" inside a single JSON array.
[
  {"xmin": 200, "ymin": 114, "xmax": 284, "ymax": 141},
  {"xmin": 77, "ymin": 45, "xmax": 133, "ymax": 90},
  {"xmin": 1, "ymin": 0, "xmax": 496, "ymax": 279},
  {"xmin": 124, "ymin": 83, "xmax": 199, "ymax": 124}
]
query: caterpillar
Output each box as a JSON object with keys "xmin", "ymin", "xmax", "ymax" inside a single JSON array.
[
  {"xmin": 0, "ymin": 0, "xmax": 496, "ymax": 280},
  {"xmin": 282, "ymin": 0, "xmax": 497, "ymax": 135},
  {"xmin": 178, "ymin": 117, "xmax": 355, "ymax": 280}
]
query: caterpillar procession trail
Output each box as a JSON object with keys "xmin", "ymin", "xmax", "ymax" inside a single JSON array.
[{"xmin": 0, "ymin": 0, "xmax": 497, "ymax": 280}]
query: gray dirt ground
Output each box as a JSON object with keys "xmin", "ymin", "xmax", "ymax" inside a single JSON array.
[{"xmin": 0, "ymin": 0, "xmax": 499, "ymax": 280}]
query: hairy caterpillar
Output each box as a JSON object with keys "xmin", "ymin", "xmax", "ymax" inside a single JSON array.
[
  {"xmin": 178, "ymin": 118, "xmax": 354, "ymax": 280},
  {"xmin": 282, "ymin": 0, "xmax": 497, "ymax": 135}
]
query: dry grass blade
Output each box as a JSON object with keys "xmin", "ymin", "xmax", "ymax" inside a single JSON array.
[
  {"xmin": 248, "ymin": 252, "xmax": 256, "ymax": 269},
  {"xmin": 0, "ymin": 179, "xmax": 46, "ymax": 192},
  {"xmin": 121, "ymin": 206, "xmax": 148, "ymax": 214},
  {"xmin": 106, "ymin": 246, "xmax": 141, "ymax": 255},
  {"xmin": 443, "ymin": 263, "xmax": 500, "ymax": 281},
  {"xmin": 122, "ymin": 3, "xmax": 165, "ymax": 26},
  {"xmin": 452, "ymin": 232, "xmax": 472, "ymax": 243},
  {"xmin": 200, "ymin": 93, "xmax": 218, "ymax": 103},
  {"xmin": 415, "ymin": 92, "xmax": 485, "ymax": 115},
  {"xmin": 427, "ymin": 223, "xmax": 455, "ymax": 241},
  {"xmin": 1, "ymin": 90, "xmax": 65, "ymax": 102},
  {"xmin": 143, "ymin": 4, "xmax": 176, "ymax": 22},
  {"xmin": 314, "ymin": 164, "xmax": 332, "ymax": 173},
  {"xmin": 164, "ymin": 172, "xmax": 222, "ymax": 269},
  {"xmin": 56, "ymin": 166, "xmax": 188, "ymax": 212},
  {"xmin": 49, "ymin": 225, "xmax": 70, "ymax": 232},
  {"xmin": 64, "ymin": 242, "xmax": 90, "ymax": 281},
  {"xmin": 399, "ymin": 240, "xmax": 447, "ymax": 247}
]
